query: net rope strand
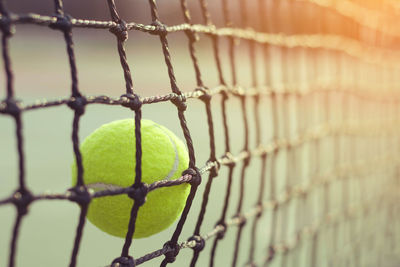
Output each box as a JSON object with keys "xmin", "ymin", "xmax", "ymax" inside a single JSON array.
[
  {"xmin": 105, "ymin": 0, "xmax": 146, "ymax": 264},
  {"xmin": 145, "ymin": 1, "xmax": 201, "ymax": 266},
  {"xmin": 1, "ymin": 0, "xmax": 400, "ymax": 267},
  {"xmin": 271, "ymin": 1, "xmax": 294, "ymax": 265},
  {"xmin": 48, "ymin": 1, "xmax": 91, "ymax": 266},
  {"xmin": 196, "ymin": 0, "xmax": 235, "ymax": 266},
  {"xmin": 3, "ymin": 79, "xmax": 400, "ymax": 112},
  {"xmin": 3, "ymin": 0, "xmax": 400, "ymax": 39},
  {"xmin": 245, "ymin": 0, "xmax": 264, "ymax": 265},
  {"xmin": 0, "ymin": 1, "xmax": 32, "ymax": 267},
  {"xmin": 177, "ymin": 0, "xmax": 220, "ymax": 266},
  {"xmin": 1, "ymin": 13, "xmax": 400, "ymax": 65},
  {"xmin": 308, "ymin": 4, "xmax": 327, "ymax": 266},
  {"xmin": 227, "ymin": 0, "xmax": 252, "ymax": 265}
]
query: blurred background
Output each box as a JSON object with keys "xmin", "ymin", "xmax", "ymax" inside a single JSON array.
[{"xmin": 1, "ymin": 0, "xmax": 400, "ymax": 267}]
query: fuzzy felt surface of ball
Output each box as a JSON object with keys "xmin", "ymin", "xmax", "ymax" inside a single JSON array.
[{"xmin": 71, "ymin": 119, "xmax": 190, "ymax": 238}]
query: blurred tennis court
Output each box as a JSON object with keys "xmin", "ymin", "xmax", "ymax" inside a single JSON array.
[{"xmin": 1, "ymin": 1, "xmax": 400, "ymax": 267}]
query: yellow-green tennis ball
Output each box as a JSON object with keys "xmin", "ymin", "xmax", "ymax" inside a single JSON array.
[{"xmin": 71, "ymin": 119, "xmax": 190, "ymax": 238}]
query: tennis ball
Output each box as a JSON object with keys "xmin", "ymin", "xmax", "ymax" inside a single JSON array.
[{"xmin": 71, "ymin": 119, "xmax": 190, "ymax": 238}]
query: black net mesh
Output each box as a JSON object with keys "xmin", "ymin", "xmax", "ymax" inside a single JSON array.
[{"xmin": 1, "ymin": 0, "xmax": 400, "ymax": 267}]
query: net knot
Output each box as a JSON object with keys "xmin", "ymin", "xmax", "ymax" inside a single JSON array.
[
  {"xmin": 196, "ymin": 87, "xmax": 212, "ymax": 103},
  {"xmin": 234, "ymin": 214, "xmax": 247, "ymax": 227},
  {"xmin": 208, "ymin": 160, "xmax": 220, "ymax": 178},
  {"xmin": 150, "ymin": 20, "xmax": 167, "ymax": 36},
  {"xmin": 12, "ymin": 189, "xmax": 33, "ymax": 216},
  {"xmin": 0, "ymin": 14, "xmax": 15, "ymax": 37},
  {"xmin": 221, "ymin": 88, "xmax": 229, "ymax": 101},
  {"xmin": 243, "ymin": 156, "xmax": 251, "ymax": 167},
  {"xmin": 253, "ymin": 94, "xmax": 260, "ymax": 104},
  {"xmin": 109, "ymin": 19, "xmax": 128, "ymax": 42},
  {"xmin": 67, "ymin": 186, "xmax": 92, "ymax": 206},
  {"xmin": 171, "ymin": 94, "xmax": 187, "ymax": 111},
  {"xmin": 111, "ymin": 256, "xmax": 135, "ymax": 267},
  {"xmin": 49, "ymin": 14, "xmax": 72, "ymax": 32},
  {"xmin": 0, "ymin": 98, "xmax": 21, "ymax": 117},
  {"xmin": 188, "ymin": 235, "xmax": 205, "ymax": 252},
  {"xmin": 184, "ymin": 29, "xmax": 199, "ymax": 43},
  {"xmin": 120, "ymin": 93, "xmax": 142, "ymax": 111},
  {"xmin": 266, "ymin": 245, "xmax": 275, "ymax": 263},
  {"xmin": 183, "ymin": 168, "xmax": 201, "ymax": 187},
  {"xmin": 68, "ymin": 96, "xmax": 86, "ymax": 115},
  {"xmin": 255, "ymin": 203, "xmax": 263, "ymax": 218},
  {"xmin": 127, "ymin": 183, "xmax": 148, "ymax": 207},
  {"xmin": 222, "ymin": 152, "xmax": 236, "ymax": 168},
  {"xmin": 215, "ymin": 221, "xmax": 227, "ymax": 240},
  {"xmin": 163, "ymin": 241, "xmax": 180, "ymax": 263}
]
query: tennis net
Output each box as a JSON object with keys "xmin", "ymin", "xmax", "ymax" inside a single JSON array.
[{"xmin": 1, "ymin": 0, "xmax": 400, "ymax": 266}]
